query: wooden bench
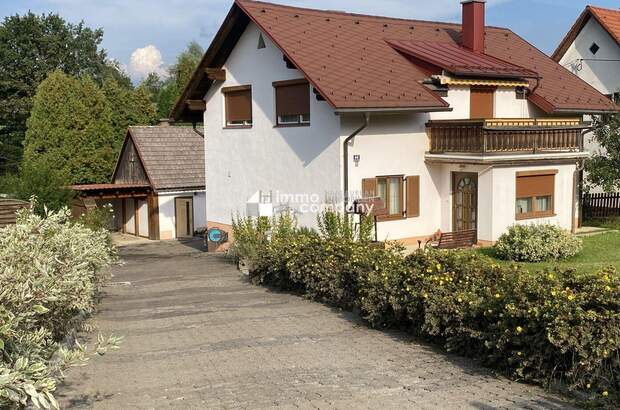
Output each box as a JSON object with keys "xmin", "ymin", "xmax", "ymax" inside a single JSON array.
[{"xmin": 427, "ymin": 229, "xmax": 477, "ymax": 249}]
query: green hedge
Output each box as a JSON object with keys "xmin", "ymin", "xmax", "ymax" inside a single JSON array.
[
  {"xmin": 0, "ymin": 206, "xmax": 118, "ymax": 409},
  {"xmin": 233, "ymin": 213, "xmax": 620, "ymax": 404}
]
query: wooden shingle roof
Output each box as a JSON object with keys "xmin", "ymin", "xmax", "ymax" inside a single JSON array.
[{"xmin": 127, "ymin": 126, "xmax": 205, "ymax": 191}]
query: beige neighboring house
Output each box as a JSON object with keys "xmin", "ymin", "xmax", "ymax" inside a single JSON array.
[
  {"xmin": 72, "ymin": 124, "xmax": 206, "ymax": 240},
  {"xmin": 173, "ymin": 0, "xmax": 617, "ymax": 248}
]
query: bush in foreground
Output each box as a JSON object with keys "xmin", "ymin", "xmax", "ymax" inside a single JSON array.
[
  {"xmin": 232, "ymin": 213, "xmax": 619, "ymax": 404},
  {"xmin": 0, "ymin": 206, "xmax": 118, "ymax": 409},
  {"xmin": 494, "ymin": 224, "xmax": 583, "ymax": 262}
]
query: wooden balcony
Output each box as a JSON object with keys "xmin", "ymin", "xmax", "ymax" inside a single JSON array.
[{"xmin": 427, "ymin": 118, "xmax": 589, "ymax": 155}]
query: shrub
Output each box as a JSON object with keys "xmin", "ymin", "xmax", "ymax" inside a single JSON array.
[
  {"xmin": 0, "ymin": 205, "xmax": 119, "ymax": 409},
  {"xmin": 494, "ymin": 224, "xmax": 583, "ymax": 262},
  {"xmin": 232, "ymin": 212, "xmax": 619, "ymax": 404},
  {"xmin": 77, "ymin": 202, "xmax": 115, "ymax": 231}
]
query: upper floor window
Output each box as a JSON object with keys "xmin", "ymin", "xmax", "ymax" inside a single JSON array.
[
  {"xmin": 515, "ymin": 170, "xmax": 556, "ymax": 220},
  {"xmin": 273, "ymin": 79, "xmax": 310, "ymax": 126},
  {"xmin": 223, "ymin": 85, "xmax": 252, "ymax": 128},
  {"xmin": 589, "ymin": 42, "xmax": 600, "ymax": 55}
]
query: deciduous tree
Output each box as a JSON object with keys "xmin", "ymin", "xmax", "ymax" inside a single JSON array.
[{"xmin": 585, "ymin": 115, "xmax": 620, "ymax": 192}]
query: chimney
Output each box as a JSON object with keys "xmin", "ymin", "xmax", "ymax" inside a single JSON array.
[
  {"xmin": 158, "ymin": 118, "xmax": 172, "ymax": 127},
  {"xmin": 461, "ymin": 0, "xmax": 486, "ymax": 53}
]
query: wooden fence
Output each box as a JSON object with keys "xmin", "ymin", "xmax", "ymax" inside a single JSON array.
[
  {"xmin": 0, "ymin": 198, "xmax": 31, "ymax": 227},
  {"xmin": 582, "ymin": 192, "xmax": 620, "ymax": 219}
]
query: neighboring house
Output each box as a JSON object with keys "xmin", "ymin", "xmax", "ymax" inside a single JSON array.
[
  {"xmin": 0, "ymin": 198, "xmax": 30, "ymax": 227},
  {"xmin": 552, "ymin": 5, "xmax": 620, "ymax": 191},
  {"xmin": 173, "ymin": 0, "xmax": 617, "ymax": 247},
  {"xmin": 72, "ymin": 124, "xmax": 206, "ymax": 240}
]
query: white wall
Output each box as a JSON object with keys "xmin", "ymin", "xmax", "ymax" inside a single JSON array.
[
  {"xmin": 343, "ymin": 112, "xmax": 442, "ymax": 240},
  {"xmin": 203, "ymin": 22, "xmax": 341, "ymax": 228},
  {"xmin": 158, "ymin": 190, "xmax": 206, "ymax": 240},
  {"xmin": 490, "ymin": 164, "xmax": 576, "ymax": 241},
  {"xmin": 559, "ymin": 17, "xmax": 620, "ymax": 95}
]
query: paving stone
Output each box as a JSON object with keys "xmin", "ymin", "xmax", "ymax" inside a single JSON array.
[{"xmin": 58, "ymin": 240, "xmax": 578, "ymax": 409}]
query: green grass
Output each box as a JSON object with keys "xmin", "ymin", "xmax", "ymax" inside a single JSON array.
[{"xmin": 476, "ymin": 231, "xmax": 620, "ymax": 273}]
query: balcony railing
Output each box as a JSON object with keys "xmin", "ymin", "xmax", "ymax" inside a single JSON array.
[{"xmin": 427, "ymin": 118, "xmax": 589, "ymax": 154}]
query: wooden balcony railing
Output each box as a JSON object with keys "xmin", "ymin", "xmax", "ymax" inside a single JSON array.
[{"xmin": 427, "ymin": 118, "xmax": 589, "ymax": 154}]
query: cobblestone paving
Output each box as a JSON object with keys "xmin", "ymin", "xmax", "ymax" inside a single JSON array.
[{"xmin": 59, "ymin": 240, "xmax": 577, "ymax": 409}]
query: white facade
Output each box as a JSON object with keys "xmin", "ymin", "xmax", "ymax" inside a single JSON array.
[
  {"xmin": 203, "ymin": 22, "xmax": 341, "ymax": 228},
  {"xmin": 158, "ymin": 190, "xmax": 206, "ymax": 240},
  {"xmin": 559, "ymin": 17, "xmax": 620, "ymax": 96},
  {"xmin": 204, "ymin": 22, "xmax": 583, "ymax": 244}
]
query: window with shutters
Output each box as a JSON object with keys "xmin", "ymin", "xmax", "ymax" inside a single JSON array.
[
  {"xmin": 515, "ymin": 170, "xmax": 556, "ymax": 220},
  {"xmin": 361, "ymin": 175, "xmax": 419, "ymax": 221},
  {"xmin": 470, "ymin": 86, "xmax": 495, "ymax": 119},
  {"xmin": 273, "ymin": 79, "xmax": 310, "ymax": 126},
  {"xmin": 223, "ymin": 85, "xmax": 252, "ymax": 127}
]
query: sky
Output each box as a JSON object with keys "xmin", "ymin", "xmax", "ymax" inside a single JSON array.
[{"xmin": 1, "ymin": 0, "xmax": 619, "ymax": 82}]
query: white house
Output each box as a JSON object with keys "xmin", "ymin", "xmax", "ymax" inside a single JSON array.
[
  {"xmin": 553, "ymin": 5, "xmax": 620, "ymax": 191},
  {"xmin": 173, "ymin": 0, "xmax": 617, "ymax": 249},
  {"xmin": 72, "ymin": 125, "xmax": 206, "ymax": 240}
]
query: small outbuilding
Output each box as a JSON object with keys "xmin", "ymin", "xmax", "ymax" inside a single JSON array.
[{"xmin": 72, "ymin": 125, "xmax": 205, "ymax": 240}]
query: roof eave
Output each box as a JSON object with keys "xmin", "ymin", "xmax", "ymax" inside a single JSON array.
[{"xmin": 334, "ymin": 106, "xmax": 453, "ymax": 114}]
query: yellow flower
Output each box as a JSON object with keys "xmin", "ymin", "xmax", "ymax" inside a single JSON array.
[
  {"xmin": 436, "ymin": 263, "xmax": 442, "ymax": 270},
  {"xmin": 605, "ymin": 286, "xmax": 612, "ymax": 292},
  {"xmin": 586, "ymin": 384, "xmax": 591, "ymax": 389},
  {"xmin": 567, "ymin": 294, "xmax": 575, "ymax": 301},
  {"xmin": 457, "ymin": 297, "xmax": 463, "ymax": 303},
  {"xmin": 602, "ymin": 391, "xmax": 609, "ymax": 397},
  {"xmin": 423, "ymin": 293, "xmax": 428, "ymax": 299},
  {"xmin": 517, "ymin": 351, "xmax": 522, "ymax": 356},
  {"xmin": 426, "ymin": 268, "xmax": 433, "ymax": 273},
  {"xmin": 547, "ymin": 273, "xmax": 554, "ymax": 280},
  {"xmin": 551, "ymin": 290, "xmax": 557, "ymax": 296},
  {"xmin": 516, "ymin": 326, "xmax": 523, "ymax": 334},
  {"xmin": 494, "ymin": 293, "xmax": 501, "ymax": 299}
]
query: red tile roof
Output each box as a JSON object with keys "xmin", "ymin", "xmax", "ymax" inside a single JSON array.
[
  {"xmin": 553, "ymin": 5, "xmax": 620, "ymax": 61},
  {"xmin": 386, "ymin": 40, "xmax": 538, "ymax": 79},
  {"xmin": 173, "ymin": 0, "xmax": 617, "ymax": 120}
]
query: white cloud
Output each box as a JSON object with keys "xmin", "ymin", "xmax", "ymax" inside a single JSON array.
[{"xmin": 128, "ymin": 45, "xmax": 168, "ymax": 80}]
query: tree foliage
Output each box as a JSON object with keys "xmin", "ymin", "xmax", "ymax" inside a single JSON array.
[
  {"xmin": 585, "ymin": 114, "xmax": 620, "ymax": 192},
  {"xmin": 23, "ymin": 71, "xmax": 116, "ymax": 185},
  {"xmin": 0, "ymin": 12, "xmax": 121, "ymax": 173},
  {"xmin": 140, "ymin": 41, "xmax": 204, "ymax": 119}
]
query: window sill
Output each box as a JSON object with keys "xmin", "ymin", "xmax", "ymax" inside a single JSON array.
[
  {"xmin": 274, "ymin": 123, "xmax": 310, "ymax": 128},
  {"xmin": 377, "ymin": 214, "xmax": 406, "ymax": 222},
  {"xmin": 515, "ymin": 211, "xmax": 556, "ymax": 221},
  {"xmin": 223, "ymin": 125, "xmax": 252, "ymax": 130}
]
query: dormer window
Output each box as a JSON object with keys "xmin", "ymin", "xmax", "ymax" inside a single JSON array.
[{"xmin": 589, "ymin": 42, "xmax": 600, "ymax": 55}]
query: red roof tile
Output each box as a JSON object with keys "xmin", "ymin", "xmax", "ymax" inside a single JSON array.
[
  {"xmin": 553, "ymin": 6, "xmax": 620, "ymax": 61},
  {"xmin": 173, "ymin": 0, "xmax": 617, "ymax": 120},
  {"xmin": 386, "ymin": 40, "xmax": 538, "ymax": 78}
]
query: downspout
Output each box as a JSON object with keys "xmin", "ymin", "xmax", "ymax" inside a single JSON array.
[{"xmin": 343, "ymin": 113, "xmax": 370, "ymax": 205}]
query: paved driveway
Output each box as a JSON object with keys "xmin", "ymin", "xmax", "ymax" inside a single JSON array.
[{"xmin": 59, "ymin": 241, "xmax": 576, "ymax": 409}]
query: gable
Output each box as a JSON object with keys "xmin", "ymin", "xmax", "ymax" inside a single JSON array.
[{"xmin": 112, "ymin": 137, "xmax": 149, "ymax": 186}]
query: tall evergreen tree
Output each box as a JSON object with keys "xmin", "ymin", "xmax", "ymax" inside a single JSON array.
[
  {"xmin": 23, "ymin": 70, "xmax": 115, "ymax": 184},
  {"xmin": 0, "ymin": 12, "xmax": 116, "ymax": 173}
]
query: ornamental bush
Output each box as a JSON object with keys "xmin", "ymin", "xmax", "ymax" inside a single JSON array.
[
  {"xmin": 494, "ymin": 224, "xmax": 583, "ymax": 262},
  {"xmin": 0, "ymin": 205, "xmax": 118, "ymax": 409},
  {"xmin": 233, "ymin": 213, "xmax": 619, "ymax": 403}
]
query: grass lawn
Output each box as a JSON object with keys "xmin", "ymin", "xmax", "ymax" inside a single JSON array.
[{"xmin": 476, "ymin": 231, "xmax": 620, "ymax": 273}]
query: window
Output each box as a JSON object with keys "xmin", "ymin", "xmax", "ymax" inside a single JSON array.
[
  {"xmin": 257, "ymin": 33, "xmax": 266, "ymax": 49},
  {"xmin": 515, "ymin": 87, "xmax": 527, "ymax": 100},
  {"xmin": 515, "ymin": 170, "xmax": 557, "ymax": 220},
  {"xmin": 273, "ymin": 79, "xmax": 310, "ymax": 126},
  {"xmin": 361, "ymin": 175, "xmax": 420, "ymax": 220},
  {"xmin": 223, "ymin": 85, "xmax": 252, "ymax": 127},
  {"xmin": 589, "ymin": 42, "xmax": 600, "ymax": 55}
]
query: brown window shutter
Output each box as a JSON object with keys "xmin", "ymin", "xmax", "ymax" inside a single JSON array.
[
  {"xmin": 361, "ymin": 178, "xmax": 377, "ymax": 198},
  {"xmin": 275, "ymin": 81, "xmax": 309, "ymax": 117},
  {"xmin": 225, "ymin": 88, "xmax": 252, "ymax": 122},
  {"xmin": 516, "ymin": 174, "xmax": 555, "ymax": 198},
  {"xmin": 406, "ymin": 175, "xmax": 420, "ymax": 218},
  {"xmin": 470, "ymin": 86, "xmax": 495, "ymax": 119}
]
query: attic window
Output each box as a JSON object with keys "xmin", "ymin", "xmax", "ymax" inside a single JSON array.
[
  {"xmin": 516, "ymin": 87, "xmax": 527, "ymax": 100},
  {"xmin": 589, "ymin": 42, "xmax": 600, "ymax": 55},
  {"xmin": 257, "ymin": 34, "xmax": 266, "ymax": 49}
]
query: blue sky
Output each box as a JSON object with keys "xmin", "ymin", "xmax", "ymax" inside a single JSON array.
[{"xmin": 1, "ymin": 0, "xmax": 618, "ymax": 81}]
